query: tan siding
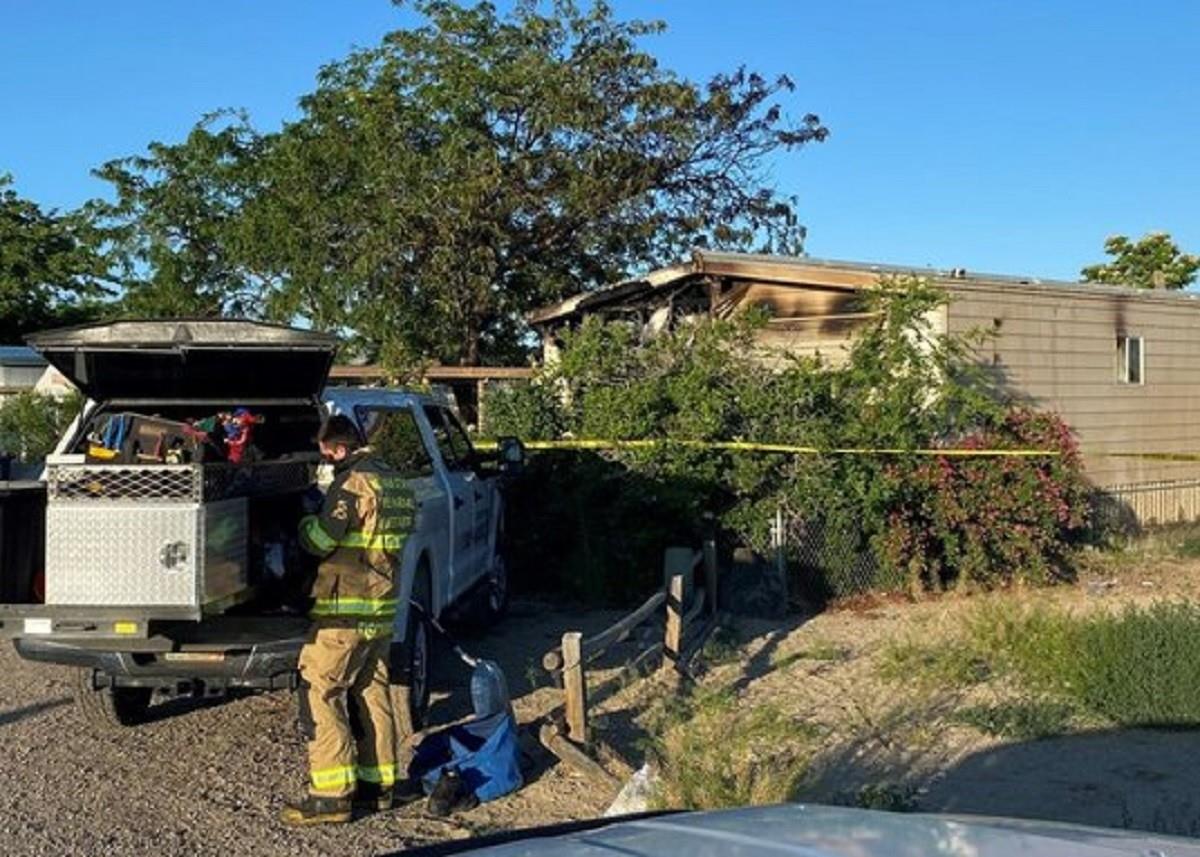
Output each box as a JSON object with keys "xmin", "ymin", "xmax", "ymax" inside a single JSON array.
[{"xmin": 949, "ymin": 285, "xmax": 1200, "ymax": 490}]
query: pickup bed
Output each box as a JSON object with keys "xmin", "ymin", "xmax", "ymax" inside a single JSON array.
[{"xmin": 0, "ymin": 320, "xmax": 519, "ymax": 729}]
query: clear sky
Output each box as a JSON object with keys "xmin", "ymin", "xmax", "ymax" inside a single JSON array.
[{"xmin": 2, "ymin": 1, "xmax": 1197, "ymax": 282}]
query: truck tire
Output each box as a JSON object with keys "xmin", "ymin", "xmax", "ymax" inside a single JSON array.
[
  {"xmin": 72, "ymin": 669, "xmax": 152, "ymax": 730},
  {"xmin": 480, "ymin": 553, "xmax": 510, "ymax": 624},
  {"xmin": 392, "ymin": 564, "xmax": 432, "ymax": 731}
]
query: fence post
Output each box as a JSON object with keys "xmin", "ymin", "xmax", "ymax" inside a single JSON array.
[
  {"xmin": 772, "ymin": 506, "xmax": 788, "ymax": 604},
  {"xmin": 663, "ymin": 574, "xmax": 684, "ymax": 672},
  {"xmin": 561, "ymin": 631, "xmax": 588, "ymax": 744},
  {"xmin": 702, "ymin": 513, "xmax": 718, "ymax": 616}
]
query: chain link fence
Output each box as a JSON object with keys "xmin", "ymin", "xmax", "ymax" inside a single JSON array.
[{"xmin": 774, "ymin": 512, "xmax": 905, "ymax": 603}]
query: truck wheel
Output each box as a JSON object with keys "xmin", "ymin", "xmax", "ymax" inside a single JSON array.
[
  {"xmin": 392, "ymin": 566, "xmax": 432, "ymax": 731},
  {"xmin": 481, "ymin": 554, "xmax": 510, "ymax": 623},
  {"xmin": 72, "ymin": 669, "xmax": 152, "ymax": 730}
]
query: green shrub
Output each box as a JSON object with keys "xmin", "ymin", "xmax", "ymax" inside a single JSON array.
[
  {"xmin": 889, "ymin": 601, "xmax": 1200, "ymax": 729},
  {"xmin": 951, "ymin": 699, "xmax": 1077, "ymax": 740},
  {"xmin": 0, "ymin": 391, "xmax": 81, "ymax": 463},
  {"xmin": 979, "ymin": 602, "xmax": 1200, "ymax": 727},
  {"xmin": 488, "ymin": 276, "xmax": 1091, "ymax": 602},
  {"xmin": 877, "ymin": 638, "xmax": 992, "ymax": 689},
  {"xmin": 648, "ymin": 689, "xmax": 817, "ymax": 810},
  {"xmin": 841, "ymin": 782, "xmax": 919, "ymax": 813}
]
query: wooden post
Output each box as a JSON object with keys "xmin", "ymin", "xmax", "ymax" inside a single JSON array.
[
  {"xmin": 561, "ymin": 631, "xmax": 588, "ymax": 744},
  {"xmin": 702, "ymin": 519, "xmax": 718, "ymax": 616},
  {"xmin": 663, "ymin": 574, "xmax": 684, "ymax": 671}
]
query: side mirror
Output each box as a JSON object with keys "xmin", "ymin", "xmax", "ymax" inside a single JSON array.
[{"xmin": 496, "ymin": 436, "xmax": 526, "ymax": 474}]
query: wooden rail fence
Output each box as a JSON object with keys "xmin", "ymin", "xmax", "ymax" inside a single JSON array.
[{"xmin": 538, "ymin": 534, "xmax": 721, "ymax": 783}]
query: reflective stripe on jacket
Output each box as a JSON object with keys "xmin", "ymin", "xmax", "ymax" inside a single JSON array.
[{"xmin": 300, "ymin": 450, "xmax": 415, "ymax": 626}]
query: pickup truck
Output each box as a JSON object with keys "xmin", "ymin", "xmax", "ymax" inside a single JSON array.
[{"xmin": 0, "ymin": 319, "xmax": 521, "ymax": 730}]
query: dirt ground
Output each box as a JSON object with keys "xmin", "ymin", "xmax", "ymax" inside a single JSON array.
[
  {"xmin": 692, "ymin": 552, "xmax": 1200, "ymax": 837},
  {"xmin": 3, "ymin": 554, "xmax": 1200, "ymax": 854},
  {"xmin": 0, "ymin": 601, "xmax": 628, "ymax": 857}
]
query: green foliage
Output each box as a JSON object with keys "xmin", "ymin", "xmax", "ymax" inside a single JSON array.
[
  {"xmin": 886, "ymin": 601, "xmax": 1200, "ymax": 729},
  {"xmin": 950, "ymin": 699, "xmax": 1076, "ymax": 740},
  {"xmin": 488, "ymin": 277, "xmax": 1091, "ymax": 601},
  {"xmin": 1081, "ymin": 232, "xmax": 1200, "ymax": 290},
  {"xmin": 93, "ymin": 1, "xmax": 824, "ymax": 365},
  {"xmin": 0, "ymin": 392, "xmax": 83, "ymax": 463},
  {"xmin": 90, "ymin": 116, "xmax": 265, "ymax": 318},
  {"xmin": 876, "ymin": 638, "xmax": 992, "ymax": 689},
  {"xmin": 841, "ymin": 782, "xmax": 919, "ymax": 813},
  {"xmin": 0, "ymin": 175, "xmax": 111, "ymax": 340},
  {"xmin": 496, "ymin": 450, "xmax": 695, "ymax": 602},
  {"xmin": 648, "ymin": 688, "xmax": 816, "ymax": 810},
  {"xmin": 974, "ymin": 601, "xmax": 1200, "ymax": 727}
]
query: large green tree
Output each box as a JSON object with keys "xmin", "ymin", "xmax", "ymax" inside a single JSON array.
[
  {"xmin": 90, "ymin": 116, "xmax": 265, "ymax": 318},
  {"xmin": 1081, "ymin": 232, "xmax": 1200, "ymax": 290},
  {"xmin": 97, "ymin": 1, "xmax": 826, "ymax": 365},
  {"xmin": 0, "ymin": 175, "xmax": 111, "ymax": 341}
]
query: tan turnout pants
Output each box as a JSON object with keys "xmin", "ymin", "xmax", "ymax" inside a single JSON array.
[{"xmin": 298, "ymin": 627, "xmax": 396, "ymax": 798}]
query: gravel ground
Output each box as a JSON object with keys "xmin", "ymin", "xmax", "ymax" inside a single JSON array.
[{"xmin": 0, "ymin": 602, "xmax": 626, "ymax": 857}]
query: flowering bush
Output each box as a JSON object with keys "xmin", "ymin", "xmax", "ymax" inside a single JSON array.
[{"xmin": 875, "ymin": 409, "xmax": 1091, "ymax": 592}]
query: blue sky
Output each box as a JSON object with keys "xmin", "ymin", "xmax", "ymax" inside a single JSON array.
[{"xmin": 2, "ymin": 1, "xmax": 1197, "ymax": 282}]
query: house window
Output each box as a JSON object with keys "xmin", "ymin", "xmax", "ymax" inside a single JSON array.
[{"xmin": 1117, "ymin": 335, "xmax": 1144, "ymax": 385}]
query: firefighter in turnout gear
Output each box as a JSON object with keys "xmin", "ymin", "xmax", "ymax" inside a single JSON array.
[{"xmin": 281, "ymin": 414, "xmax": 417, "ymax": 826}]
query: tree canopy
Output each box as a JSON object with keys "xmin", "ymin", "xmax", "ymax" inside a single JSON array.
[
  {"xmin": 1081, "ymin": 232, "xmax": 1200, "ymax": 291},
  {"xmin": 91, "ymin": 0, "xmax": 826, "ymax": 365},
  {"xmin": 0, "ymin": 175, "xmax": 111, "ymax": 342},
  {"xmin": 90, "ymin": 118, "xmax": 265, "ymax": 319}
]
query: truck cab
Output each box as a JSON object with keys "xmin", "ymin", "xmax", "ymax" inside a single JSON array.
[{"xmin": 0, "ymin": 320, "xmax": 517, "ymax": 729}]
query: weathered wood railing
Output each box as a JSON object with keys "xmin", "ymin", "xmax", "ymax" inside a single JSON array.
[{"xmin": 538, "ymin": 537, "xmax": 720, "ymax": 783}]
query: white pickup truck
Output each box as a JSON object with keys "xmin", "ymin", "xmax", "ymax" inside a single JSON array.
[{"xmin": 0, "ymin": 320, "xmax": 521, "ymax": 729}]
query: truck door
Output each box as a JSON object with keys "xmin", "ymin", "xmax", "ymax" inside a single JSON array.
[
  {"xmin": 355, "ymin": 405, "xmax": 450, "ymax": 606},
  {"xmin": 422, "ymin": 405, "xmax": 485, "ymax": 601}
]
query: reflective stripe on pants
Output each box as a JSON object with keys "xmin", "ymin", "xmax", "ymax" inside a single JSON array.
[{"xmin": 298, "ymin": 627, "xmax": 396, "ymax": 798}]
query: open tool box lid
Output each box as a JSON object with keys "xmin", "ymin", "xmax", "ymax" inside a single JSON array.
[{"xmin": 28, "ymin": 319, "xmax": 337, "ymax": 402}]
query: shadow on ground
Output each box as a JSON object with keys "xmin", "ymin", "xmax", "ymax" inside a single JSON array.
[
  {"xmin": 0, "ymin": 696, "xmax": 71, "ymax": 727},
  {"xmin": 427, "ymin": 599, "xmax": 629, "ymax": 727},
  {"xmin": 924, "ymin": 728, "xmax": 1200, "ymax": 837},
  {"xmin": 807, "ymin": 727, "xmax": 1200, "ymax": 838}
]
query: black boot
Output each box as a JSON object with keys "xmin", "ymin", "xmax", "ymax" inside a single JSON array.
[
  {"xmin": 427, "ymin": 770, "xmax": 480, "ymax": 817},
  {"xmin": 353, "ymin": 783, "xmax": 393, "ymax": 812},
  {"xmin": 393, "ymin": 776, "xmax": 425, "ymax": 807},
  {"xmin": 280, "ymin": 794, "xmax": 353, "ymax": 826}
]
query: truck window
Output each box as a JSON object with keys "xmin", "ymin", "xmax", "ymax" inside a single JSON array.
[
  {"xmin": 423, "ymin": 406, "xmax": 473, "ymax": 470},
  {"xmin": 357, "ymin": 407, "xmax": 434, "ymax": 478}
]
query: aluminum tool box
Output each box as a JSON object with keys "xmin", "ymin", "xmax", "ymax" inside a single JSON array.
[{"xmin": 43, "ymin": 459, "xmax": 315, "ymax": 613}]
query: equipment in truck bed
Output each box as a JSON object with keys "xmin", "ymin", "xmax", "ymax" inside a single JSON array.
[{"xmin": 23, "ymin": 319, "xmax": 339, "ymax": 620}]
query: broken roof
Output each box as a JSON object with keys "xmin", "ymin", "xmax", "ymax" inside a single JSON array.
[{"xmin": 527, "ymin": 250, "xmax": 1200, "ymax": 327}]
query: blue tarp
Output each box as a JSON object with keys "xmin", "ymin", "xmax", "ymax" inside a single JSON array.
[{"xmin": 409, "ymin": 659, "xmax": 523, "ymax": 803}]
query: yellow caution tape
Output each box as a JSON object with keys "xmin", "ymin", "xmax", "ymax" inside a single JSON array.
[
  {"xmin": 476, "ymin": 438, "xmax": 1059, "ymax": 457},
  {"xmin": 478, "ymin": 438, "xmax": 1200, "ymax": 461}
]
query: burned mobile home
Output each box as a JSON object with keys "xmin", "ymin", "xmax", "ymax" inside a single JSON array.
[{"xmin": 530, "ymin": 250, "xmax": 1200, "ymax": 526}]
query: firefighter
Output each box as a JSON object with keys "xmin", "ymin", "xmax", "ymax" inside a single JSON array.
[{"xmin": 281, "ymin": 414, "xmax": 416, "ymax": 826}]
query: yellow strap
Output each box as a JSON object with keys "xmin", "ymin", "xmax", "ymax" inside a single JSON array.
[{"xmin": 340, "ymin": 531, "xmax": 405, "ymax": 551}]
